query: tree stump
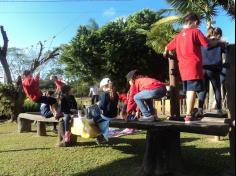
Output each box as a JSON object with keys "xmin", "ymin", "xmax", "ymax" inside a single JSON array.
[
  {"xmin": 139, "ymin": 129, "xmax": 182, "ymax": 176},
  {"xmin": 37, "ymin": 122, "xmax": 46, "ymax": 136},
  {"xmin": 18, "ymin": 117, "xmax": 31, "ymax": 133}
]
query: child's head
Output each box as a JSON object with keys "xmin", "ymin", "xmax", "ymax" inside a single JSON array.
[
  {"xmin": 100, "ymin": 78, "xmax": 116, "ymax": 100},
  {"xmin": 47, "ymin": 90, "xmax": 55, "ymax": 97},
  {"xmin": 50, "ymin": 75, "xmax": 58, "ymax": 81},
  {"xmin": 61, "ymin": 85, "xmax": 72, "ymax": 95},
  {"xmin": 214, "ymin": 27, "xmax": 222, "ymax": 40},
  {"xmin": 126, "ymin": 70, "xmax": 140, "ymax": 85},
  {"xmin": 206, "ymin": 26, "xmax": 215, "ymax": 39},
  {"xmin": 22, "ymin": 70, "xmax": 32, "ymax": 79},
  {"xmin": 184, "ymin": 13, "xmax": 200, "ymax": 28}
]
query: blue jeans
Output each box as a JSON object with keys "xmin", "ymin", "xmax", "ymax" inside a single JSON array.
[
  {"xmin": 198, "ymin": 69, "xmax": 222, "ymax": 110},
  {"xmin": 93, "ymin": 115, "xmax": 111, "ymax": 141},
  {"xmin": 63, "ymin": 114, "xmax": 71, "ymax": 131},
  {"xmin": 134, "ymin": 87, "xmax": 167, "ymax": 117}
]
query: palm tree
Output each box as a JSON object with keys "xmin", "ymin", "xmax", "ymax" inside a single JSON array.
[{"xmin": 214, "ymin": 0, "xmax": 235, "ymax": 18}]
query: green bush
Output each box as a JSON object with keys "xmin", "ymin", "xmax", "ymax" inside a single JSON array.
[
  {"xmin": 23, "ymin": 99, "xmax": 40, "ymax": 113},
  {"xmin": 0, "ymin": 84, "xmax": 18, "ymax": 119}
]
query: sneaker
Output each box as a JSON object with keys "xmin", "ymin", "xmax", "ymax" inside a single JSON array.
[
  {"xmin": 96, "ymin": 135, "xmax": 108, "ymax": 145},
  {"xmin": 64, "ymin": 131, "xmax": 71, "ymax": 143},
  {"xmin": 194, "ymin": 108, "xmax": 204, "ymax": 118},
  {"xmin": 184, "ymin": 115, "xmax": 200, "ymax": 124},
  {"xmin": 167, "ymin": 115, "xmax": 180, "ymax": 121},
  {"xmin": 138, "ymin": 115, "xmax": 156, "ymax": 122}
]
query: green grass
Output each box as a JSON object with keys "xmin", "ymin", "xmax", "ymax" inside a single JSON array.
[{"xmin": 0, "ymin": 122, "xmax": 231, "ymax": 176}]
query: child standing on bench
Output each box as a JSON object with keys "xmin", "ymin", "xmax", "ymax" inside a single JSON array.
[
  {"xmin": 22, "ymin": 70, "xmax": 62, "ymax": 118},
  {"xmin": 60, "ymin": 85, "xmax": 78, "ymax": 143},
  {"xmin": 93, "ymin": 78, "xmax": 119, "ymax": 144},
  {"xmin": 126, "ymin": 70, "xmax": 167, "ymax": 122},
  {"xmin": 164, "ymin": 13, "xmax": 226, "ymax": 123}
]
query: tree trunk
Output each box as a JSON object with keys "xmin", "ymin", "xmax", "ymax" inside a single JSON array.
[{"xmin": 0, "ymin": 26, "xmax": 12, "ymax": 84}]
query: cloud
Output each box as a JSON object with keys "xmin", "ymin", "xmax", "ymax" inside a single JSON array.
[{"xmin": 103, "ymin": 7, "xmax": 116, "ymax": 17}]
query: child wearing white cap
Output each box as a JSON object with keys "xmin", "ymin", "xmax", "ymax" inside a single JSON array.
[{"xmin": 93, "ymin": 78, "xmax": 119, "ymax": 144}]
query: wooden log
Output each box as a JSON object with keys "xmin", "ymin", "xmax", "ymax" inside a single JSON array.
[
  {"xmin": 139, "ymin": 130, "xmax": 182, "ymax": 176},
  {"xmin": 225, "ymin": 44, "xmax": 235, "ymax": 176},
  {"xmin": 37, "ymin": 122, "xmax": 46, "ymax": 136},
  {"xmin": 169, "ymin": 57, "xmax": 180, "ymax": 118},
  {"xmin": 18, "ymin": 116, "xmax": 31, "ymax": 133}
]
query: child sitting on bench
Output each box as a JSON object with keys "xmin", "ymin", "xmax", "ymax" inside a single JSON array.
[
  {"xmin": 22, "ymin": 70, "xmax": 62, "ymax": 118},
  {"xmin": 40, "ymin": 91, "xmax": 58, "ymax": 133}
]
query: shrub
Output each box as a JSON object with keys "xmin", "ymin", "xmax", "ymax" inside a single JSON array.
[
  {"xmin": 0, "ymin": 84, "xmax": 18, "ymax": 119},
  {"xmin": 23, "ymin": 99, "xmax": 40, "ymax": 112}
]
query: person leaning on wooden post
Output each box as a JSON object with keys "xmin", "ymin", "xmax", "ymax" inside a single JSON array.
[
  {"xmin": 22, "ymin": 70, "xmax": 63, "ymax": 119},
  {"xmin": 163, "ymin": 12, "xmax": 227, "ymax": 123}
]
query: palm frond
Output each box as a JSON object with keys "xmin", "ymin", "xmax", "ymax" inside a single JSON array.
[{"xmin": 152, "ymin": 15, "xmax": 182, "ymax": 28}]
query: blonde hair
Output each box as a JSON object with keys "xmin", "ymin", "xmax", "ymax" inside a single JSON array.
[{"xmin": 103, "ymin": 82, "xmax": 116, "ymax": 101}]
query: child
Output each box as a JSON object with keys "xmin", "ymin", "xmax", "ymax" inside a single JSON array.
[
  {"xmin": 40, "ymin": 90, "xmax": 58, "ymax": 133},
  {"xmin": 93, "ymin": 78, "xmax": 119, "ymax": 144},
  {"xmin": 60, "ymin": 85, "xmax": 78, "ymax": 142},
  {"xmin": 50, "ymin": 75, "xmax": 65, "ymax": 93},
  {"xmin": 118, "ymin": 89, "xmax": 128, "ymax": 119},
  {"xmin": 163, "ymin": 13, "xmax": 225, "ymax": 123},
  {"xmin": 126, "ymin": 70, "xmax": 167, "ymax": 122},
  {"xmin": 22, "ymin": 70, "xmax": 62, "ymax": 118},
  {"xmin": 197, "ymin": 27, "xmax": 226, "ymax": 116}
]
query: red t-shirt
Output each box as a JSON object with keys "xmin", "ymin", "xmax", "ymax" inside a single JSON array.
[
  {"xmin": 119, "ymin": 93, "xmax": 128, "ymax": 105},
  {"xmin": 167, "ymin": 28, "xmax": 208, "ymax": 81},
  {"xmin": 22, "ymin": 76, "xmax": 42, "ymax": 102},
  {"xmin": 126, "ymin": 77, "xmax": 165, "ymax": 113},
  {"xmin": 55, "ymin": 79, "xmax": 65, "ymax": 91}
]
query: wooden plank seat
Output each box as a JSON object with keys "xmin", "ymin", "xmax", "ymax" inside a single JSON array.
[
  {"xmin": 109, "ymin": 118, "xmax": 231, "ymax": 175},
  {"xmin": 18, "ymin": 112, "xmax": 59, "ymax": 136}
]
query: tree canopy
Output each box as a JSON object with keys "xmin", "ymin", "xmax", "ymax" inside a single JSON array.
[{"xmin": 60, "ymin": 9, "xmax": 170, "ymax": 90}]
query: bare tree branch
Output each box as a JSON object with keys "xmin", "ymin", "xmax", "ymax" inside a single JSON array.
[{"xmin": 0, "ymin": 26, "xmax": 12, "ymax": 84}]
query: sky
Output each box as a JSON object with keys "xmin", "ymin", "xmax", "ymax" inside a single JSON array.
[
  {"xmin": 0, "ymin": 0, "xmax": 235, "ymax": 50},
  {"xmin": 0, "ymin": 0, "xmax": 235, "ymax": 83}
]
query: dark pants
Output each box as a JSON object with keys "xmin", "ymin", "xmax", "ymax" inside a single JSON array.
[
  {"xmin": 198, "ymin": 69, "xmax": 222, "ymax": 110},
  {"xmin": 92, "ymin": 95, "xmax": 99, "ymax": 104}
]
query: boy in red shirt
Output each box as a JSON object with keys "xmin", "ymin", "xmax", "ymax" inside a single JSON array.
[
  {"xmin": 126, "ymin": 70, "xmax": 167, "ymax": 122},
  {"xmin": 22, "ymin": 70, "xmax": 62, "ymax": 118},
  {"xmin": 164, "ymin": 13, "xmax": 223, "ymax": 123},
  {"xmin": 50, "ymin": 75, "xmax": 65, "ymax": 94}
]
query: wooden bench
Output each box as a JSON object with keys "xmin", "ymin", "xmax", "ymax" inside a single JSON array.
[
  {"xmin": 109, "ymin": 118, "xmax": 232, "ymax": 176},
  {"xmin": 18, "ymin": 112, "xmax": 59, "ymax": 136}
]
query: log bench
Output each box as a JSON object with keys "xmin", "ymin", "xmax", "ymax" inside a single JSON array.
[
  {"xmin": 109, "ymin": 118, "xmax": 232, "ymax": 176},
  {"xmin": 18, "ymin": 112, "xmax": 232, "ymax": 175},
  {"xmin": 18, "ymin": 112, "xmax": 59, "ymax": 136}
]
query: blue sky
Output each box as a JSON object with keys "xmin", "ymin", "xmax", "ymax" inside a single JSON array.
[{"xmin": 0, "ymin": 0, "xmax": 235, "ymax": 49}]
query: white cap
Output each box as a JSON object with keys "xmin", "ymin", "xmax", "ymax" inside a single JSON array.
[{"xmin": 100, "ymin": 78, "xmax": 111, "ymax": 88}]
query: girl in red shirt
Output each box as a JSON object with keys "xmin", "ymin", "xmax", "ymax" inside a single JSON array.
[{"xmin": 126, "ymin": 70, "xmax": 167, "ymax": 122}]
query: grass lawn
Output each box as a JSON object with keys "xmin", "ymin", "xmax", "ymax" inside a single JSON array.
[{"xmin": 0, "ymin": 121, "xmax": 231, "ymax": 176}]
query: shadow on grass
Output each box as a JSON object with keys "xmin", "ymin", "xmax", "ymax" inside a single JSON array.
[
  {"xmin": 0, "ymin": 147, "xmax": 51, "ymax": 153},
  {"xmin": 71, "ymin": 137, "xmax": 231, "ymax": 176}
]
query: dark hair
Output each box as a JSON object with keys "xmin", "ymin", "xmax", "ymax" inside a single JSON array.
[
  {"xmin": 61, "ymin": 85, "xmax": 71, "ymax": 95},
  {"xmin": 184, "ymin": 13, "xmax": 200, "ymax": 25},
  {"xmin": 47, "ymin": 90, "xmax": 55, "ymax": 96},
  {"xmin": 126, "ymin": 70, "xmax": 139, "ymax": 81},
  {"xmin": 23, "ymin": 70, "xmax": 32, "ymax": 76},
  {"xmin": 214, "ymin": 27, "xmax": 223, "ymax": 37}
]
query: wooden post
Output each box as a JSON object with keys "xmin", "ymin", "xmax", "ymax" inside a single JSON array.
[
  {"xmin": 225, "ymin": 44, "xmax": 235, "ymax": 176},
  {"xmin": 169, "ymin": 57, "xmax": 180, "ymax": 118},
  {"xmin": 140, "ymin": 130, "xmax": 182, "ymax": 176},
  {"xmin": 18, "ymin": 117, "xmax": 31, "ymax": 133},
  {"xmin": 37, "ymin": 122, "xmax": 46, "ymax": 136}
]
